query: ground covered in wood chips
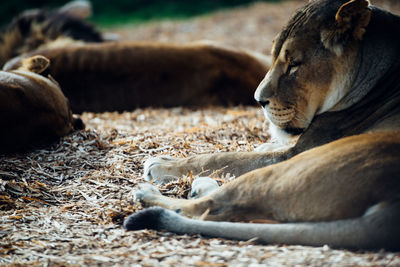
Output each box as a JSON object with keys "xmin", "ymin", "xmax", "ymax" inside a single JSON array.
[
  {"xmin": 2, "ymin": 1, "xmax": 400, "ymax": 266},
  {"xmin": 1, "ymin": 107, "xmax": 399, "ymax": 266}
]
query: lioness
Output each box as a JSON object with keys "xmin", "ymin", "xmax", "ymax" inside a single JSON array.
[
  {"xmin": 0, "ymin": 0, "xmax": 103, "ymax": 68},
  {"xmin": 124, "ymin": 0, "xmax": 400, "ymax": 250},
  {"xmin": 0, "ymin": 55, "xmax": 83, "ymax": 153},
  {"xmin": 2, "ymin": 1, "xmax": 271, "ymax": 113},
  {"xmin": 4, "ymin": 42, "xmax": 269, "ymax": 113}
]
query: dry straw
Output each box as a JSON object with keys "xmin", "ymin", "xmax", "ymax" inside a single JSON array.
[{"xmin": 1, "ymin": 107, "xmax": 398, "ymax": 265}]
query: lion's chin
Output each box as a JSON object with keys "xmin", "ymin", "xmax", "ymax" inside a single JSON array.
[
  {"xmin": 283, "ymin": 127, "xmax": 304, "ymax": 135},
  {"xmin": 267, "ymin": 116, "xmax": 305, "ymax": 136}
]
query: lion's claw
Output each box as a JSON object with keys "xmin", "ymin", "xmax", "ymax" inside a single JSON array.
[{"xmin": 134, "ymin": 183, "xmax": 162, "ymax": 206}]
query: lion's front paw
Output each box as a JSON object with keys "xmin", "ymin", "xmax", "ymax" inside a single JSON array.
[
  {"xmin": 143, "ymin": 156, "xmax": 183, "ymax": 184},
  {"xmin": 189, "ymin": 177, "xmax": 219, "ymax": 199},
  {"xmin": 134, "ymin": 183, "xmax": 162, "ymax": 207}
]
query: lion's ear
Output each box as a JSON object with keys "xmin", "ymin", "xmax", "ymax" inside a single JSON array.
[
  {"xmin": 321, "ymin": 0, "xmax": 371, "ymax": 55},
  {"xmin": 20, "ymin": 55, "xmax": 50, "ymax": 74},
  {"xmin": 335, "ymin": 0, "xmax": 371, "ymax": 40}
]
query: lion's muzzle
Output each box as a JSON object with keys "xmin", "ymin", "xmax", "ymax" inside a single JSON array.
[{"xmin": 267, "ymin": 106, "xmax": 295, "ymax": 127}]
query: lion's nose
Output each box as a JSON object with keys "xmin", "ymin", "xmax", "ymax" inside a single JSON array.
[{"xmin": 257, "ymin": 100, "xmax": 270, "ymax": 108}]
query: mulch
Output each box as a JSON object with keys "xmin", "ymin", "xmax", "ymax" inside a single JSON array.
[{"xmin": 2, "ymin": 107, "xmax": 399, "ymax": 266}]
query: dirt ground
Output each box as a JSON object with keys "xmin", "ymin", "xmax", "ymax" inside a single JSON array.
[
  {"xmin": 1, "ymin": 1, "xmax": 400, "ymax": 266},
  {"xmin": 112, "ymin": 0, "xmax": 400, "ymax": 54}
]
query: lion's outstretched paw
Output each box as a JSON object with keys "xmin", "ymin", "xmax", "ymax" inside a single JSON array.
[
  {"xmin": 134, "ymin": 183, "xmax": 162, "ymax": 207},
  {"xmin": 143, "ymin": 156, "xmax": 183, "ymax": 184},
  {"xmin": 189, "ymin": 177, "xmax": 219, "ymax": 199}
]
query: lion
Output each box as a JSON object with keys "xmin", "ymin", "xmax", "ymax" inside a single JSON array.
[
  {"xmin": 124, "ymin": 0, "xmax": 400, "ymax": 250},
  {"xmin": 4, "ymin": 42, "xmax": 270, "ymax": 113},
  {"xmin": 1, "ymin": 1, "xmax": 270, "ymax": 113},
  {"xmin": 0, "ymin": 2, "xmax": 271, "ymax": 113},
  {"xmin": 0, "ymin": 2, "xmax": 269, "ymax": 153},
  {"xmin": 0, "ymin": 0, "xmax": 104, "ymax": 69},
  {"xmin": 0, "ymin": 55, "xmax": 83, "ymax": 153}
]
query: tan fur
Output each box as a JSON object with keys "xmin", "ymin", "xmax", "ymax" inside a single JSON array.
[
  {"xmin": 4, "ymin": 42, "xmax": 269, "ymax": 112},
  {"xmin": 1, "ymin": 2, "xmax": 268, "ymax": 112},
  {"xmin": 128, "ymin": 0, "xmax": 400, "ymax": 250},
  {"xmin": 137, "ymin": 132, "xmax": 400, "ymax": 223},
  {"xmin": 0, "ymin": 55, "xmax": 82, "ymax": 153}
]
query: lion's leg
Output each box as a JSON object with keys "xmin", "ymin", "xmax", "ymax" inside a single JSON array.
[
  {"xmin": 135, "ymin": 167, "xmax": 280, "ymax": 222},
  {"xmin": 137, "ymin": 133, "xmax": 400, "ymax": 223},
  {"xmin": 144, "ymin": 150, "xmax": 289, "ymax": 184},
  {"xmin": 134, "ymin": 183, "xmax": 218, "ymax": 218}
]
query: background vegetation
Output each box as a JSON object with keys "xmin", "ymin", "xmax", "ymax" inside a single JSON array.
[{"xmin": 0, "ymin": 0, "xmax": 283, "ymax": 27}]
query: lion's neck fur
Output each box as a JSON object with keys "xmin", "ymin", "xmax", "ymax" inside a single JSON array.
[{"xmin": 331, "ymin": 6, "xmax": 400, "ymax": 114}]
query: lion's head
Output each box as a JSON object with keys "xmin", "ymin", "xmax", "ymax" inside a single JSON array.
[
  {"xmin": 0, "ymin": 55, "xmax": 84, "ymax": 152},
  {"xmin": 254, "ymin": 0, "xmax": 372, "ymax": 140}
]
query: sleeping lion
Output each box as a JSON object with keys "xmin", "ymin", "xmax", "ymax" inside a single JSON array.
[
  {"xmin": 0, "ymin": 1, "xmax": 268, "ymax": 152},
  {"xmin": 124, "ymin": 0, "xmax": 400, "ymax": 250},
  {"xmin": 0, "ymin": 55, "xmax": 83, "ymax": 153},
  {"xmin": 5, "ymin": 42, "xmax": 269, "ymax": 113},
  {"xmin": 2, "ymin": 1, "xmax": 269, "ymax": 113},
  {"xmin": 0, "ymin": 0, "xmax": 103, "ymax": 68}
]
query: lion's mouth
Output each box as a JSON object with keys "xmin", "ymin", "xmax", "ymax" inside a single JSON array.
[
  {"xmin": 262, "ymin": 106, "xmax": 305, "ymax": 135},
  {"xmin": 266, "ymin": 107, "xmax": 295, "ymax": 127}
]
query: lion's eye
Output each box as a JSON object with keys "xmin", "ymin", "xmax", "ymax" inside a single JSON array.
[{"xmin": 287, "ymin": 61, "xmax": 301, "ymax": 75}]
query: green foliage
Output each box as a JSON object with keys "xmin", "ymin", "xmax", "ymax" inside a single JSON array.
[
  {"xmin": 91, "ymin": 0, "xmax": 282, "ymax": 26},
  {"xmin": 0, "ymin": 0, "xmax": 283, "ymax": 28}
]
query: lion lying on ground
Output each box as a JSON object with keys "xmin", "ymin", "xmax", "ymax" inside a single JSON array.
[
  {"xmin": 0, "ymin": 1, "xmax": 94, "ymax": 152},
  {"xmin": 0, "ymin": 0, "xmax": 103, "ymax": 68},
  {"xmin": 0, "ymin": 55, "xmax": 83, "ymax": 153},
  {"xmin": 2, "ymin": 1, "xmax": 270, "ymax": 113},
  {"xmin": 5, "ymin": 42, "xmax": 269, "ymax": 113},
  {"xmin": 124, "ymin": 0, "xmax": 400, "ymax": 250},
  {"xmin": 0, "ymin": 1, "xmax": 269, "ymax": 152}
]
